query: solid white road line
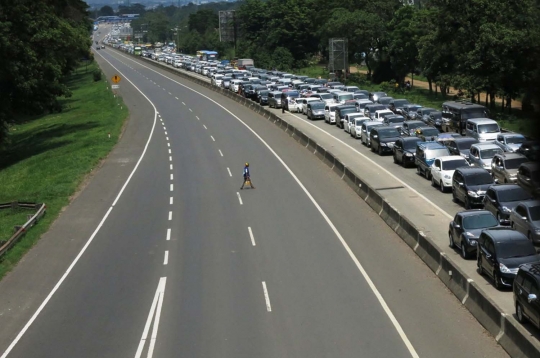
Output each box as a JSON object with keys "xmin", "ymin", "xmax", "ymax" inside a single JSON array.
[
  {"xmin": 170, "ymin": 184, "xmax": 174, "ymax": 192},
  {"xmin": 163, "ymin": 251, "xmax": 169, "ymax": 265},
  {"xmin": 168, "ymin": 211, "xmax": 172, "ymax": 220},
  {"xmin": 211, "ymin": 136, "xmax": 215, "ymax": 142},
  {"xmin": 203, "ymin": 125, "xmax": 207, "ymax": 129},
  {"xmin": 262, "ymin": 282, "xmax": 272, "ymax": 312},
  {"xmin": 170, "ymin": 197, "xmax": 173, "ymax": 205},
  {"xmin": 166, "ymin": 228, "xmax": 171, "ymax": 241},
  {"xmin": 248, "ymin": 227, "xmax": 256, "ymax": 246},
  {"xmin": 227, "ymin": 167, "xmax": 232, "ymax": 177},
  {"xmin": 134, "ymin": 277, "xmax": 167, "ymax": 358},
  {"xmin": 0, "ymin": 51, "xmax": 159, "ymax": 358},
  {"xmin": 219, "ymin": 149, "xmax": 223, "ymax": 157},
  {"xmin": 236, "ymin": 192, "xmax": 243, "ymax": 205},
  {"xmin": 107, "ymin": 51, "xmax": 421, "ymax": 357}
]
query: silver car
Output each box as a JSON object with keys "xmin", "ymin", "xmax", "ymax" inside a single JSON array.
[
  {"xmin": 350, "ymin": 118, "xmax": 369, "ymax": 139},
  {"xmin": 491, "ymin": 153, "xmax": 529, "ymax": 183},
  {"xmin": 468, "ymin": 143, "xmax": 503, "ymax": 172},
  {"xmin": 494, "ymin": 133, "xmax": 526, "ymax": 152},
  {"xmin": 509, "ymin": 200, "xmax": 540, "ymax": 244}
]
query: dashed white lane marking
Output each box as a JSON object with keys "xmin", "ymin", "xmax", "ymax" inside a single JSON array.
[
  {"xmin": 170, "ymin": 184, "xmax": 174, "ymax": 192},
  {"xmin": 189, "ymin": 108, "xmax": 193, "ymax": 112},
  {"xmin": 203, "ymin": 125, "xmax": 207, "ymax": 129},
  {"xmin": 168, "ymin": 92, "xmax": 172, "ymax": 95},
  {"xmin": 163, "ymin": 251, "xmax": 169, "ymax": 265},
  {"xmin": 236, "ymin": 192, "xmax": 243, "ymax": 205},
  {"xmin": 170, "ymin": 164, "xmax": 173, "ymax": 170},
  {"xmin": 170, "ymin": 173, "xmax": 173, "ymax": 180},
  {"xmin": 165, "ymin": 131, "xmax": 168, "ymax": 135},
  {"xmin": 262, "ymin": 282, "xmax": 272, "ymax": 312},
  {"xmin": 219, "ymin": 149, "xmax": 223, "ymax": 157},
  {"xmin": 166, "ymin": 137, "xmax": 169, "ymax": 141},
  {"xmin": 167, "ymin": 143, "xmax": 170, "ymax": 147},
  {"xmin": 175, "ymin": 96, "xmax": 179, "ymax": 100},
  {"xmin": 163, "ymin": 127, "xmax": 166, "ymax": 130},
  {"xmin": 182, "ymin": 102, "xmax": 186, "ymax": 105},
  {"xmin": 196, "ymin": 116, "xmax": 200, "ymax": 120},
  {"xmin": 169, "ymin": 156, "xmax": 172, "ymax": 162},
  {"xmin": 227, "ymin": 167, "xmax": 232, "ymax": 177},
  {"xmin": 159, "ymin": 118, "xmax": 162, "ymax": 122},
  {"xmin": 166, "ymin": 228, "xmax": 171, "ymax": 241},
  {"xmin": 162, "ymin": 88, "xmax": 165, "ymax": 91},
  {"xmin": 168, "ymin": 149, "xmax": 171, "ymax": 154},
  {"xmin": 170, "ymin": 197, "xmax": 173, "ymax": 205},
  {"xmin": 211, "ymin": 136, "xmax": 215, "ymax": 142},
  {"xmin": 168, "ymin": 211, "xmax": 172, "ymax": 220},
  {"xmin": 134, "ymin": 277, "xmax": 166, "ymax": 358},
  {"xmin": 248, "ymin": 227, "xmax": 256, "ymax": 246}
]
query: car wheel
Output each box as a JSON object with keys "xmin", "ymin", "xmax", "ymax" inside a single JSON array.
[
  {"xmin": 440, "ymin": 180, "xmax": 446, "ymax": 193},
  {"xmin": 494, "ymin": 272, "xmax": 503, "ymax": 290},
  {"xmin": 452, "ymin": 188, "xmax": 458, "ymax": 203},
  {"xmin": 516, "ymin": 303, "xmax": 527, "ymax": 323},
  {"xmin": 461, "ymin": 243, "xmax": 469, "ymax": 259},
  {"xmin": 465, "ymin": 197, "xmax": 471, "ymax": 210},
  {"xmin": 449, "ymin": 232, "xmax": 455, "ymax": 248}
]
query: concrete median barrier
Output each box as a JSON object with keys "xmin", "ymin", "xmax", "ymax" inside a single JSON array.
[{"xmin": 116, "ymin": 50, "xmax": 540, "ymax": 357}]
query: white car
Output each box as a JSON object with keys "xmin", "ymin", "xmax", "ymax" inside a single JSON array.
[
  {"xmin": 212, "ymin": 75, "xmax": 224, "ymax": 87},
  {"xmin": 350, "ymin": 118, "xmax": 369, "ymax": 139},
  {"xmin": 372, "ymin": 109, "xmax": 394, "ymax": 121},
  {"xmin": 324, "ymin": 104, "xmax": 339, "ymax": 124},
  {"xmin": 344, "ymin": 113, "xmax": 366, "ymax": 133},
  {"xmin": 430, "ymin": 156, "xmax": 470, "ymax": 192},
  {"xmin": 361, "ymin": 121, "xmax": 384, "ymax": 146}
]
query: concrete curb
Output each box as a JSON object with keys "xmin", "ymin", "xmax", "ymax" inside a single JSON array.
[{"xmin": 120, "ymin": 51, "xmax": 540, "ymax": 357}]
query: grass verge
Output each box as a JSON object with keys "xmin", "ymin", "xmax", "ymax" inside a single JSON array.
[{"xmin": 0, "ymin": 62, "xmax": 128, "ymax": 279}]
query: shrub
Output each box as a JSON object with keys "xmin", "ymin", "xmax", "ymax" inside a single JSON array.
[{"xmin": 93, "ymin": 70, "xmax": 101, "ymax": 82}]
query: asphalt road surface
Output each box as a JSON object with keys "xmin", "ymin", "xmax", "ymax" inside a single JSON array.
[{"xmin": 0, "ymin": 29, "xmax": 509, "ymax": 358}]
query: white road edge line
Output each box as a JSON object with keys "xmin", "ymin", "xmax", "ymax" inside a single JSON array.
[
  {"xmin": 166, "ymin": 228, "xmax": 171, "ymax": 241},
  {"xmin": 106, "ymin": 51, "xmax": 421, "ymax": 357},
  {"xmin": 236, "ymin": 192, "xmax": 243, "ymax": 205},
  {"xmin": 0, "ymin": 50, "xmax": 159, "ymax": 358},
  {"xmin": 163, "ymin": 251, "xmax": 169, "ymax": 265},
  {"xmin": 262, "ymin": 281, "xmax": 272, "ymax": 312},
  {"xmin": 134, "ymin": 277, "xmax": 167, "ymax": 358},
  {"xmin": 248, "ymin": 227, "xmax": 256, "ymax": 246},
  {"xmin": 227, "ymin": 167, "xmax": 232, "ymax": 177}
]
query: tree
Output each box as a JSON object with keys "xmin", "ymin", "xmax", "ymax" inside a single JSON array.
[
  {"xmin": 98, "ymin": 5, "xmax": 114, "ymax": 17},
  {"xmin": 188, "ymin": 9, "xmax": 218, "ymax": 35}
]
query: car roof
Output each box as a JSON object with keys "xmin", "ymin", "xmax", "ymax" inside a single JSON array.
[
  {"xmin": 436, "ymin": 155, "xmax": 467, "ymax": 162},
  {"xmin": 404, "ymin": 120, "xmax": 424, "ymax": 125},
  {"xmin": 471, "ymin": 142, "xmax": 500, "ymax": 149},
  {"xmin": 454, "ymin": 137, "xmax": 478, "ymax": 143},
  {"xmin": 483, "ymin": 228, "xmax": 527, "ymax": 242},
  {"xmin": 500, "ymin": 133, "xmax": 525, "ymax": 138},
  {"xmin": 495, "ymin": 152, "xmax": 527, "ymax": 160},
  {"xmin": 401, "ymin": 137, "xmax": 422, "ymax": 142},
  {"xmin": 457, "ymin": 209, "xmax": 493, "ymax": 217},
  {"xmin": 490, "ymin": 184, "xmax": 522, "ymax": 192},
  {"xmin": 417, "ymin": 141, "xmax": 447, "ymax": 149},
  {"xmin": 517, "ymin": 263, "xmax": 540, "ymax": 278},
  {"xmin": 466, "ymin": 118, "xmax": 496, "ymax": 124},
  {"xmin": 456, "ymin": 166, "xmax": 490, "ymax": 175},
  {"xmin": 519, "ymin": 199, "xmax": 540, "ymax": 208}
]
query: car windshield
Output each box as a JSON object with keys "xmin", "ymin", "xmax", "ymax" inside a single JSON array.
[
  {"xmin": 480, "ymin": 148, "xmax": 502, "ymax": 158},
  {"xmin": 461, "ymin": 109, "xmax": 486, "ymax": 120},
  {"xmin": 426, "ymin": 148, "xmax": 450, "ymax": 159},
  {"xmin": 442, "ymin": 159, "xmax": 468, "ymax": 170},
  {"xmin": 320, "ymin": 94, "xmax": 333, "ymax": 99},
  {"xmin": 355, "ymin": 119, "xmax": 367, "ymax": 126},
  {"xmin": 422, "ymin": 128, "xmax": 440, "ymax": 136},
  {"xmin": 464, "ymin": 172, "xmax": 493, "ymax": 185},
  {"xmin": 341, "ymin": 108, "xmax": 357, "ymax": 116},
  {"xmin": 287, "ymin": 93, "xmax": 300, "ymax": 98},
  {"xmin": 497, "ymin": 241, "xmax": 536, "ymax": 259},
  {"xmin": 311, "ymin": 103, "xmax": 325, "ymax": 110},
  {"xmin": 457, "ymin": 140, "xmax": 477, "ymax": 150},
  {"xmin": 354, "ymin": 94, "xmax": 368, "ymax": 99},
  {"xmin": 338, "ymin": 94, "xmax": 354, "ymax": 101},
  {"xmin": 388, "ymin": 117, "xmax": 404, "ymax": 123},
  {"xmin": 394, "ymin": 100, "xmax": 409, "ymax": 107},
  {"xmin": 223, "ymin": 77, "xmax": 231, "ymax": 81},
  {"xmin": 407, "ymin": 122, "xmax": 423, "ymax": 130},
  {"xmin": 462, "ymin": 214, "xmax": 498, "ymax": 230},
  {"xmin": 379, "ymin": 98, "xmax": 392, "ymax": 104},
  {"xmin": 378, "ymin": 128, "xmax": 401, "ymax": 138},
  {"xmin": 403, "ymin": 139, "xmax": 421, "ymax": 151},
  {"xmin": 506, "ymin": 136, "xmax": 526, "ymax": 144},
  {"xmin": 505, "ymin": 157, "xmax": 528, "ymax": 169},
  {"xmin": 497, "ymin": 188, "xmax": 531, "ymax": 202},
  {"xmin": 431, "ymin": 112, "xmax": 442, "ymax": 119},
  {"xmin": 260, "ymin": 90, "xmax": 269, "ymax": 96},
  {"xmin": 478, "ymin": 123, "xmax": 500, "ymax": 133}
]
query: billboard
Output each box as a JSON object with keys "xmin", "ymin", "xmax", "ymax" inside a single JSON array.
[{"xmin": 219, "ymin": 10, "xmax": 236, "ymax": 43}]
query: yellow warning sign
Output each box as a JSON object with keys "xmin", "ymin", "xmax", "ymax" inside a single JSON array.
[{"xmin": 111, "ymin": 75, "xmax": 121, "ymax": 84}]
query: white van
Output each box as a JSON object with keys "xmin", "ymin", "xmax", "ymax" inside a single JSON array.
[
  {"xmin": 324, "ymin": 104, "xmax": 339, "ymax": 124},
  {"xmin": 466, "ymin": 118, "xmax": 501, "ymax": 142}
]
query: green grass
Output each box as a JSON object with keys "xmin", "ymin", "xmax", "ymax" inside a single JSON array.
[
  {"xmin": 0, "ymin": 208, "xmax": 34, "ymax": 243},
  {"xmin": 0, "ymin": 62, "xmax": 128, "ymax": 278}
]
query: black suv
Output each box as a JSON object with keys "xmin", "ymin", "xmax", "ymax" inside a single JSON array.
[
  {"xmin": 393, "ymin": 137, "xmax": 422, "ymax": 167},
  {"xmin": 370, "ymin": 127, "xmax": 401, "ymax": 156},
  {"xmin": 477, "ymin": 228, "xmax": 540, "ymax": 290},
  {"xmin": 335, "ymin": 105, "xmax": 357, "ymax": 129},
  {"xmin": 449, "ymin": 210, "xmax": 499, "ymax": 259},
  {"xmin": 452, "ymin": 167, "xmax": 494, "ymax": 209},
  {"xmin": 446, "ymin": 137, "xmax": 479, "ymax": 159},
  {"xmin": 514, "ymin": 263, "xmax": 540, "ymax": 329},
  {"xmin": 482, "ymin": 184, "xmax": 533, "ymax": 224}
]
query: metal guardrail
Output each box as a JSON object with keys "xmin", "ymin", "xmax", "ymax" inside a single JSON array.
[{"xmin": 0, "ymin": 202, "xmax": 47, "ymax": 259}]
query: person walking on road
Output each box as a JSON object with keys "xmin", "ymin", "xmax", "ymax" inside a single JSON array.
[{"xmin": 240, "ymin": 162, "xmax": 255, "ymax": 189}]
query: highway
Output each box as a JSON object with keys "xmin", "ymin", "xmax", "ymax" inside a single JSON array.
[{"xmin": 0, "ymin": 28, "xmax": 508, "ymax": 357}]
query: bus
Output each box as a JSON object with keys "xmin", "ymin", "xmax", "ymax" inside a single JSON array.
[
  {"xmin": 196, "ymin": 50, "xmax": 218, "ymax": 61},
  {"xmin": 134, "ymin": 46, "xmax": 142, "ymax": 56}
]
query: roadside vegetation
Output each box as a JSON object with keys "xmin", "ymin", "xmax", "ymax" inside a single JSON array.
[{"xmin": 0, "ymin": 63, "xmax": 128, "ymax": 279}]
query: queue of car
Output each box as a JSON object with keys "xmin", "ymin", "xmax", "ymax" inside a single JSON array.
[{"xmin": 148, "ymin": 54, "xmax": 540, "ymax": 330}]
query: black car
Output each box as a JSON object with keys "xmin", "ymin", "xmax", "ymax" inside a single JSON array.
[
  {"xmin": 370, "ymin": 127, "xmax": 401, "ymax": 155},
  {"xmin": 307, "ymin": 101, "xmax": 326, "ymax": 120},
  {"xmin": 416, "ymin": 107, "xmax": 436, "ymax": 124},
  {"xmin": 428, "ymin": 111, "xmax": 444, "ymax": 129},
  {"xmin": 446, "ymin": 137, "xmax": 479, "ymax": 159},
  {"xmin": 514, "ymin": 263, "xmax": 540, "ymax": 329},
  {"xmin": 257, "ymin": 90, "xmax": 270, "ymax": 105},
  {"xmin": 477, "ymin": 228, "xmax": 540, "ymax": 290},
  {"xmin": 389, "ymin": 99, "xmax": 410, "ymax": 114},
  {"xmin": 414, "ymin": 126, "xmax": 440, "ymax": 141},
  {"xmin": 483, "ymin": 184, "xmax": 533, "ymax": 224},
  {"xmin": 335, "ymin": 105, "xmax": 357, "ymax": 129},
  {"xmin": 383, "ymin": 115, "xmax": 405, "ymax": 129},
  {"xmin": 393, "ymin": 137, "xmax": 423, "ymax": 167},
  {"xmin": 517, "ymin": 141, "xmax": 540, "ymax": 162},
  {"xmin": 401, "ymin": 120, "xmax": 425, "ymax": 136},
  {"xmin": 449, "ymin": 210, "xmax": 499, "ymax": 259},
  {"xmin": 452, "ymin": 167, "xmax": 494, "ymax": 209}
]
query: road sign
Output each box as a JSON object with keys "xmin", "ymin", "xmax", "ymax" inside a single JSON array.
[
  {"xmin": 112, "ymin": 75, "xmax": 121, "ymax": 84},
  {"xmin": 111, "ymin": 85, "xmax": 120, "ymax": 89}
]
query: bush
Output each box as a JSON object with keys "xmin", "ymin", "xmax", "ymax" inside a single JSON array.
[{"xmin": 93, "ymin": 70, "xmax": 102, "ymax": 82}]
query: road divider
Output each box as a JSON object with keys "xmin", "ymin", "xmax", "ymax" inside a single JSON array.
[
  {"xmin": 0, "ymin": 202, "xmax": 46, "ymax": 259},
  {"xmin": 113, "ymin": 49, "xmax": 540, "ymax": 357}
]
